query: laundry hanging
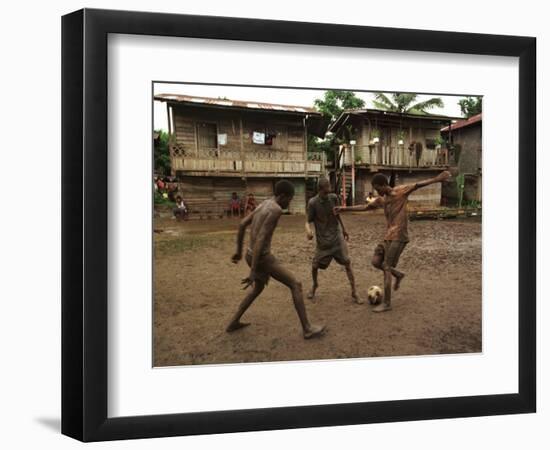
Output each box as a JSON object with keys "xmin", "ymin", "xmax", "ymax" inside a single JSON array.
[
  {"xmin": 217, "ymin": 133, "xmax": 228, "ymax": 146},
  {"xmin": 252, "ymin": 131, "xmax": 265, "ymax": 144}
]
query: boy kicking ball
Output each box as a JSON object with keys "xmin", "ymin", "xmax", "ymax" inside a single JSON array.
[
  {"xmin": 227, "ymin": 179, "xmax": 326, "ymax": 339},
  {"xmin": 335, "ymin": 170, "xmax": 451, "ymax": 312}
]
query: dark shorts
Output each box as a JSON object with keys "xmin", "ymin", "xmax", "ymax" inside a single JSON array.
[
  {"xmin": 381, "ymin": 240, "xmax": 407, "ymax": 269},
  {"xmin": 173, "ymin": 207, "xmax": 187, "ymax": 217},
  {"xmin": 245, "ymin": 252, "xmax": 277, "ymax": 284},
  {"xmin": 313, "ymin": 244, "xmax": 351, "ymax": 270}
]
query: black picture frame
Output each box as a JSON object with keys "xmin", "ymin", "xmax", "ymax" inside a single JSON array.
[{"xmin": 62, "ymin": 8, "xmax": 536, "ymax": 442}]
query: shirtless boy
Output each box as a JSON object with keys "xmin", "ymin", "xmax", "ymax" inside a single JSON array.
[
  {"xmin": 227, "ymin": 179, "xmax": 325, "ymax": 339},
  {"xmin": 305, "ymin": 177, "xmax": 361, "ymax": 304},
  {"xmin": 335, "ymin": 170, "xmax": 451, "ymax": 312}
]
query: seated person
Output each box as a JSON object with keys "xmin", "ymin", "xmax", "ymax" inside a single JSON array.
[
  {"xmin": 244, "ymin": 193, "xmax": 257, "ymax": 215},
  {"xmin": 156, "ymin": 177, "xmax": 165, "ymax": 192},
  {"xmin": 230, "ymin": 192, "xmax": 241, "ymax": 217},
  {"xmin": 166, "ymin": 182, "xmax": 179, "ymax": 202},
  {"xmin": 172, "ymin": 195, "xmax": 188, "ymax": 221}
]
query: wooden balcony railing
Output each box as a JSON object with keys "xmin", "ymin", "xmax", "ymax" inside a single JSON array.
[
  {"xmin": 342, "ymin": 145, "xmax": 450, "ymax": 168},
  {"xmin": 169, "ymin": 145, "xmax": 326, "ymax": 175}
]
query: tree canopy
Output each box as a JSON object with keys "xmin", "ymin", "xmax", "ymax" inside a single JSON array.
[
  {"xmin": 372, "ymin": 92, "xmax": 444, "ymax": 114},
  {"xmin": 310, "ymin": 90, "xmax": 366, "ymax": 160},
  {"xmin": 314, "ymin": 90, "xmax": 365, "ymax": 122},
  {"xmin": 457, "ymin": 96, "xmax": 482, "ymax": 118},
  {"xmin": 154, "ymin": 130, "xmax": 171, "ymax": 175}
]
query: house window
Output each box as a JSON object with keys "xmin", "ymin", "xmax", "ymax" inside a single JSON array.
[{"xmin": 197, "ymin": 122, "xmax": 218, "ymax": 149}]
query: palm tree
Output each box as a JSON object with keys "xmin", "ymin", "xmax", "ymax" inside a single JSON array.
[{"xmin": 372, "ymin": 92, "xmax": 444, "ymax": 114}]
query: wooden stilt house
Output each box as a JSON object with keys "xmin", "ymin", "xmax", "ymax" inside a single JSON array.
[{"xmin": 155, "ymin": 94, "xmax": 330, "ymax": 217}]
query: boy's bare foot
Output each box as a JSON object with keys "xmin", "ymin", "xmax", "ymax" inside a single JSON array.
[
  {"xmin": 372, "ymin": 303, "xmax": 392, "ymax": 313},
  {"xmin": 303, "ymin": 324, "xmax": 326, "ymax": 339},
  {"xmin": 352, "ymin": 293, "xmax": 364, "ymax": 304},
  {"xmin": 226, "ymin": 321, "xmax": 251, "ymax": 332},
  {"xmin": 394, "ymin": 273, "xmax": 405, "ymax": 291},
  {"xmin": 307, "ymin": 285, "xmax": 318, "ymax": 300}
]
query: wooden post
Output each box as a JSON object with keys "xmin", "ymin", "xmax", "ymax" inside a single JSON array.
[
  {"xmin": 239, "ymin": 115, "xmax": 245, "ymax": 179},
  {"xmin": 342, "ymin": 165, "xmax": 347, "ymax": 207},
  {"xmin": 194, "ymin": 121, "xmax": 199, "ymax": 157},
  {"xmin": 304, "ymin": 116, "xmax": 308, "ymax": 178},
  {"xmin": 368, "ymin": 133, "xmax": 373, "ymax": 165},
  {"xmin": 166, "ymin": 103, "xmax": 172, "ymax": 136},
  {"xmin": 448, "ymin": 121, "xmax": 452, "ymax": 166},
  {"xmin": 166, "ymin": 105, "xmax": 175, "ymax": 177},
  {"xmin": 409, "ymin": 126, "xmax": 413, "ymax": 169},
  {"xmin": 351, "ymin": 142, "xmax": 355, "ymax": 205},
  {"xmin": 389, "ymin": 129, "xmax": 392, "ymax": 166},
  {"xmin": 417, "ymin": 124, "xmax": 422, "ymax": 166}
]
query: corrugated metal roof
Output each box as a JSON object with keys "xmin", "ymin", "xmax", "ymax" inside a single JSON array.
[
  {"xmin": 342, "ymin": 108, "xmax": 461, "ymax": 121},
  {"xmin": 329, "ymin": 108, "xmax": 461, "ymax": 133},
  {"xmin": 441, "ymin": 113, "xmax": 482, "ymax": 132},
  {"xmin": 154, "ymin": 94, "xmax": 320, "ymax": 115}
]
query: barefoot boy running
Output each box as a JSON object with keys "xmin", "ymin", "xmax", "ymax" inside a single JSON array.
[
  {"xmin": 335, "ymin": 170, "xmax": 451, "ymax": 312},
  {"xmin": 227, "ymin": 179, "xmax": 325, "ymax": 339},
  {"xmin": 305, "ymin": 177, "xmax": 361, "ymax": 304}
]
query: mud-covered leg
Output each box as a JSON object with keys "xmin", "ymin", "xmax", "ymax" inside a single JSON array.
[
  {"xmin": 371, "ymin": 245, "xmax": 385, "ymax": 272},
  {"xmin": 344, "ymin": 263, "xmax": 363, "ymax": 304},
  {"xmin": 373, "ymin": 268, "xmax": 393, "ymax": 313},
  {"xmin": 388, "ymin": 242, "xmax": 406, "ymax": 291},
  {"xmin": 270, "ymin": 261, "xmax": 326, "ymax": 339},
  {"xmin": 307, "ymin": 266, "xmax": 319, "ymax": 300},
  {"xmin": 391, "ymin": 268, "xmax": 405, "ymax": 291},
  {"xmin": 226, "ymin": 281, "xmax": 265, "ymax": 332},
  {"xmin": 371, "ymin": 248, "xmax": 405, "ymax": 291}
]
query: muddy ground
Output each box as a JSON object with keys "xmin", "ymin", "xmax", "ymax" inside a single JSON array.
[{"xmin": 153, "ymin": 213, "xmax": 481, "ymax": 366}]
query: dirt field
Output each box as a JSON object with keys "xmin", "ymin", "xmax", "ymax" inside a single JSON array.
[{"xmin": 153, "ymin": 213, "xmax": 481, "ymax": 366}]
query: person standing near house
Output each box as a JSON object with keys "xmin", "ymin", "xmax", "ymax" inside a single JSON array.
[
  {"xmin": 305, "ymin": 177, "xmax": 361, "ymax": 304},
  {"xmin": 335, "ymin": 170, "xmax": 451, "ymax": 312},
  {"xmin": 408, "ymin": 141, "xmax": 423, "ymax": 167},
  {"xmin": 227, "ymin": 180, "xmax": 325, "ymax": 339}
]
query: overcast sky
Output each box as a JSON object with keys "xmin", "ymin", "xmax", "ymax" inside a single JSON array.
[{"xmin": 153, "ymin": 82, "xmax": 470, "ymax": 131}]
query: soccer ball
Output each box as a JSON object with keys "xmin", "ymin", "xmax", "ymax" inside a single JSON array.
[{"xmin": 367, "ymin": 286, "xmax": 383, "ymax": 305}]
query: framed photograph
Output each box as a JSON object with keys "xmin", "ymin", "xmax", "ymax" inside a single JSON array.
[{"xmin": 62, "ymin": 8, "xmax": 536, "ymax": 442}]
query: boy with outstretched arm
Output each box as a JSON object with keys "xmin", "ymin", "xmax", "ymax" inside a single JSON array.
[{"xmin": 335, "ymin": 171, "xmax": 451, "ymax": 312}]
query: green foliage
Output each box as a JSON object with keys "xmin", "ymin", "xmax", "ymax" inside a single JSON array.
[
  {"xmin": 154, "ymin": 190, "xmax": 175, "ymax": 206},
  {"xmin": 154, "ymin": 130, "xmax": 171, "ymax": 175},
  {"xmin": 310, "ymin": 90, "xmax": 365, "ymax": 161},
  {"xmin": 371, "ymin": 128, "xmax": 381, "ymax": 138},
  {"xmin": 372, "ymin": 92, "xmax": 444, "ymax": 114},
  {"xmin": 313, "ymin": 90, "xmax": 365, "ymax": 121},
  {"xmin": 308, "ymin": 135, "xmax": 334, "ymax": 162},
  {"xmin": 458, "ymin": 96, "xmax": 482, "ymax": 118},
  {"xmin": 465, "ymin": 200, "xmax": 481, "ymax": 209}
]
